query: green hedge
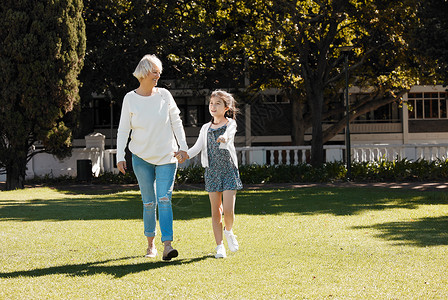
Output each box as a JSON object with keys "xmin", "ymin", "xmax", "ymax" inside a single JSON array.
[
  {"xmin": 26, "ymin": 159, "xmax": 448, "ymax": 186},
  {"xmin": 178, "ymin": 159, "xmax": 448, "ymax": 183}
]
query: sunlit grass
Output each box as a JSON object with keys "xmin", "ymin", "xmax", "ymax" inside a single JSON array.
[{"xmin": 1, "ymin": 186, "xmax": 447, "ymax": 299}]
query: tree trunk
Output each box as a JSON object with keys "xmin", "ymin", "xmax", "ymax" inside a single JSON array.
[
  {"xmin": 289, "ymin": 91, "xmax": 307, "ymax": 146},
  {"xmin": 310, "ymin": 87, "xmax": 325, "ymax": 167},
  {"xmin": 5, "ymin": 154, "xmax": 27, "ymax": 190}
]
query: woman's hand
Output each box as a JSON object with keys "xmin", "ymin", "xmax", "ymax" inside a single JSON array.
[
  {"xmin": 117, "ymin": 161, "xmax": 127, "ymax": 174},
  {"xmin": 174, "ymin": 150, "xmax": 188, "ymax": 164}
]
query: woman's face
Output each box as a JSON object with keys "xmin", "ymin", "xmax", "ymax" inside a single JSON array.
[
  {"xmin": 147, "ymin": 65, "xmax": 161, "ymax": 85},
  {"xmin": 209, "ymin": 96, "xmax": 228, "ymax": 118}
]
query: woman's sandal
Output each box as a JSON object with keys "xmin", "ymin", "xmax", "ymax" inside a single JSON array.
[{"xmin": 162, "ymin": 245, "xmax": 178, "ymax": 261}]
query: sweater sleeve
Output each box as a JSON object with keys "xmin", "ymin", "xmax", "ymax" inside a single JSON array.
[
  {"xmin": 116, "ymin": 96, "xmax": 131, "ymax": 163},
  {"xmin": 165, "ymin": 90, "xmax": 188, "ymax": 151}
]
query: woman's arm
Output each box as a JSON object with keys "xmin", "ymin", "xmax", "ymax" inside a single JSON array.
[
  {"xmin": 116, "ymin": 96, "xmax": 131, "ymax": 163},
  {"xmin": 166, "ymin": 90, "xmax": 188, "ymax": 152},
  {"xmin": 116, "ymin": 96, "xmax": 131, "ymax": 174}
]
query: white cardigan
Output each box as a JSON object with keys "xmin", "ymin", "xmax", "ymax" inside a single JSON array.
[{"xmin": 187, "ymin": 118, "xmax": 238, "ymax": 168}]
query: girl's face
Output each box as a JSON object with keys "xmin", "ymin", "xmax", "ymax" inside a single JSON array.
[{"xmin": 209, "ymin": 96, "xmax": 229, "ymax": 118}]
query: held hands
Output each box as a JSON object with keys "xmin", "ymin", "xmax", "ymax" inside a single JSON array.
[
  {"xmin": 174, "ymin": 150, "xmax": 188, "ymax": 164},
  {"xmin": 117, "ymin": 152, "xmax": 188, "ymax": 173},
  {"xmin": 117, "ymin": 161, "xmax": 127, "ymax": 175}
]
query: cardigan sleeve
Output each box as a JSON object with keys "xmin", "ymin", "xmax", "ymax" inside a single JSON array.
[
  {"xmin": 218, "ymin": 118, "xmax": 237, "ymax": 147},
  {"xmin": 187, "ymin": 125, "xmax": 206, "ymax": 159}
]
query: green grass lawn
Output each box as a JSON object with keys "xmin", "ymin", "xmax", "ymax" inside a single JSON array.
[{"xmin": 1, "ymin": 186, "xmax": 447, "ymax": 299}]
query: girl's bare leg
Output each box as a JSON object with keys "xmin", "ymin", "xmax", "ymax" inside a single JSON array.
[
  {"xmin": 209, "ymin": 192, "xmax": 224, "ymax": 245},
  {"xmin": 222, "ymin": 190, "xmax": 236, "ymax": 231}
]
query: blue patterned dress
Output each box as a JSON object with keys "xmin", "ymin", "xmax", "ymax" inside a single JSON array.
[{"xmin": 204, "ymin": 125, "xmax": 243, "ymax": 192}]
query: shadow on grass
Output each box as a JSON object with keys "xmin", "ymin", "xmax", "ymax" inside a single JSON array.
[
  {"xmin": 353, "ymin": 216, "xmax": 448, "ymax": 247},
  {"xmin": 234, "ymin": 188, "xmax": 448, "ymax": 216},
  {"xmin": 1, "ymin": 187, "xmax": 447, "ymax": 249},
  {"xmin": 1, "ymin": 187, "xmax": 447, "ymax": 222},
  {"xmin": 0, "ymin": 192, "xmax": 144, "ymax": 222},
  {"xmin": 50, "ymin": 184, "xmax": 140, "ymax": 195},
  {"xmin": 0, "ymin": 255, "xmax": 211, "ymax": 279}
]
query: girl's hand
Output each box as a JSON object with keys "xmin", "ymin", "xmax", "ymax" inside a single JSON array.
[
  {"xmin": 216, "ymin": 136, "xmax": 226, "ymax": 143},
  {"xmin": 175, "ymin": 151, "xmax": 188, "ymax": 164},
  {"xmin": 117, "ymin": 161, "xmax": 127, "ymax": 174}
]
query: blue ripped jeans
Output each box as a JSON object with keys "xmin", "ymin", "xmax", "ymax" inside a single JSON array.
[{"xmin": 132, "ymin": 154, "xmax": 176, "ymax": 242}]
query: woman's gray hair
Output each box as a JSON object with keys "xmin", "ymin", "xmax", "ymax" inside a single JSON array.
[{"xmin": 133, "ymin": 54, "xmax": 163, "ymax": 80}]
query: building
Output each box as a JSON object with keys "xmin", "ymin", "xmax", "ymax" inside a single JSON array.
[
  {"xmin": 2, "ymin": 84, "xmax": 446, "ymax": 182},
  {"xmin": 78, "ymin": 84, "xmax": 448, "ymax": 148}
]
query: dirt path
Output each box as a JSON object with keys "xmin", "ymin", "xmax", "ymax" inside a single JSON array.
[{"xmin": 2, "ymin": 181, "xmax": 447, "ymax": 193}]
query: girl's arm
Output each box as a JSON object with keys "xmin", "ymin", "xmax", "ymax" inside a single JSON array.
[{"xmin": 187, "ymin": 126, "xmax": 205, "ymax": 159}]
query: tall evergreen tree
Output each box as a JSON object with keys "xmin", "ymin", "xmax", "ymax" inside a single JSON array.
[{"xmin": 0, "ymin": 0, "xmax": 86, "ymax": 190}]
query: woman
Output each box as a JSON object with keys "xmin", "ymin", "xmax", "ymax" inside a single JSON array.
[{"xmin": 116, "ymin": 54, "xmax": 188, "ymax": 261}]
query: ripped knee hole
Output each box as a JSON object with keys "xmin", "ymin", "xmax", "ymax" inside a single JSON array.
[{"xmin": 158, "ymin": 196, "xmax": 171, "ymax": 203}]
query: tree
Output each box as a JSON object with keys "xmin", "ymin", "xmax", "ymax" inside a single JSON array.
[
  {"xmin": 206, "ymin": 0, "xmax": 430, "ymax": 166},
  {"xmin": 409, "ymin": 0, "xmax": 448, "ymax": 83},
  {"xmin": 81, "ymin": 0, "xmax": 162, "ymax": 103},
  {"xmin": 0, "ymin": 0, "xmax": 86, "ymax": 190},
  {"xmin": 79, "ymin": 0, "xmax": 444, "ymax": 170},
  {"xmin": 80, "ymin": 0, "xmax": 243, "ymax": 105}
]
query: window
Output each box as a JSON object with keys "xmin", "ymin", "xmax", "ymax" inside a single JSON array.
[
  {"xmin": 408, "ymin": 92, "xmax": 447, "ymax": 120},
  {"xmin": 93, "ymin": 97, "xmax": 120, "ymax": 128},
  {"xmin": 353, "ymin": 94, "xmax": 400, "ymax": 123},
  {"xmin": 176, "ymin": 96, "xmax": 207, "ymax": 127},
  {"xmin": 260, "ymin": 94, "xmax": 289, "ymax": 104}
]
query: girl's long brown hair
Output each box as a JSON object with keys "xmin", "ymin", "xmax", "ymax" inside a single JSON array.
[{"xmin": 210, "ymin": 90, "xmax": 239, "ymax": 124}]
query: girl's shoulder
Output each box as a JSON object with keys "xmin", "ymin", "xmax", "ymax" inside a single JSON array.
[
  {"xmin": 226, "ymin": 117, "xmax": 237, "ymax": 126},
  {"xmin": 200, "ymin": 122, "xmax": 212, "ymax": 131}
]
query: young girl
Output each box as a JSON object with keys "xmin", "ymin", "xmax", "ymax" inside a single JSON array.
[{"xmin": 186, "ymin": 90, "xmax": 243, "ymax": 258}]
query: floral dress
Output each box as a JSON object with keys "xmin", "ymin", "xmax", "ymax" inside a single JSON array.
[{"xmin": 204, "ymin": 125, "xmax": 243, "ymax": 192}]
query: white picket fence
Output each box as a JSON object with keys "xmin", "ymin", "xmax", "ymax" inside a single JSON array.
[
  {"xmin": 230, "ymin": 143, "xmax": 448, "ymax": 166},
  {"xmin": 103, "ymin": 143, "xmax": 448, "ymax": 173}
]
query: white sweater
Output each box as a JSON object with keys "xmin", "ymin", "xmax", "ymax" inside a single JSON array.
[
  {"xmin": 187, "ymin": 118, "xmax": 238, "ymax": 168},
  {"xmin": 116, "ymin": 88, "xmax": 188, "ymax": 165}
]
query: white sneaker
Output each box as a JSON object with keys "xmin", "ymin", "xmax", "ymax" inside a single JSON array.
[
  {"xmin": 215, "ymin": 244, "xmax": 227, "ymax": 258},
  {"xmin": 224, "ymin": 228, "xmax": 239, "ymax": 252}
]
